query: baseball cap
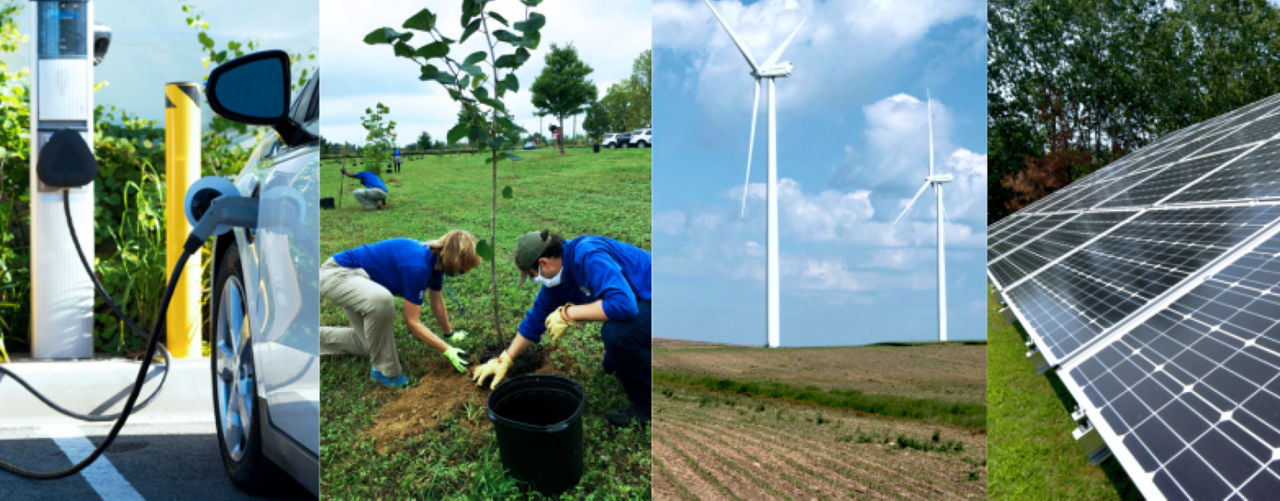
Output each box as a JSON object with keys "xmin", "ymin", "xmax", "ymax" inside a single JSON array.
[{"xmin": 514, "ymin": 231, "xmax": 549, "ymax": 285}]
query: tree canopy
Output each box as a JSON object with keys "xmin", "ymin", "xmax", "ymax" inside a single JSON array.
[
  {"xmin": 530, "ymin": 43, "xmax": 596, "ymax": 132},
  {"xmin": 988, "ymin": 0, "xmax": 1280, "ymax": 222}
]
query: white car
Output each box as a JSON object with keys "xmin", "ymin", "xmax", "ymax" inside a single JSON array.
[
  {"xmin": 630, "ymin": 128, "xmax": 651, "ymax": 148},
  {"xmin": 602, "ymin": 132, "xmax": 621, "ymax": 149},
  {"xmin": 204, "ymin": 50, "xmax": 320, "ymax": 496}
]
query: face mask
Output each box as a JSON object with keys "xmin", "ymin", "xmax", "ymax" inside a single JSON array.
[{"xmin": 533, "ymin": 266, "xmax": 563, "ymax": 288}]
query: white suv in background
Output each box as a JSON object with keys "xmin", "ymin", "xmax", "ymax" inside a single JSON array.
[
  {"xmin": 630, "ymin": 128, "xmax": 651, "ymax": 148},
  {"xmin": 602, "ymin": 132, "xmax": 620, "ymax": 148}
]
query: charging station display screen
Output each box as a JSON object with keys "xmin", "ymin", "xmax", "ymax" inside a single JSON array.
[{"xmin": 37, "ymin": 1, "xmax": 87, "ymax": 58}]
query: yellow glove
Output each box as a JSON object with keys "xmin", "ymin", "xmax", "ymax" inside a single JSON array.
[
  {"xmin": 472, "ymin": 351, "xmax": 513, "ymax": 389},
  {"xmin": 544, "ymin": 304, "xmax": 579, "ymax": 343}
]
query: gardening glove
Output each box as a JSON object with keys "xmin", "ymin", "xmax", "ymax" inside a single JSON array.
[
  {"xmin": 447, "ymin": 329, "xmax": 469, "ymax": 343},
  {"xmin": 472, "ymin": 351, "xmax": 513, "ymax": 389},
  {"xmin": 443, "ymin": 345, "xmax": 471, "ymax": 373},
  {"xmin": 544, "ymin": 304, "xmax": 579, "ymax": 343}
]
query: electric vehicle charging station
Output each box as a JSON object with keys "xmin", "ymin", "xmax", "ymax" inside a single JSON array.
[{"xmin": 29, "ymin": 0, "xmax": 96, "ymax": 359}]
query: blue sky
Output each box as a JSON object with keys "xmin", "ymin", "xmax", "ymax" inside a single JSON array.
[
  {"xmin": 319, "ymin": 0, "xmax": 650, "ymax": 146},
  {"xmin": 2, "ymin": 1, "xmax": 317, "ymax": 127},
  {"xmin": 652, "ymin": 0, "xmax": 988, "ymax": 346}
]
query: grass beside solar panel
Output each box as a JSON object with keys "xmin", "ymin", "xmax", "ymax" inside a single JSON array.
[
  {"xmin": 988, "ymin": 288, "xmax": 1142, "ymax": 500},
  {"xmin": 653, "ymin": 338, "xmax": 987, "ymax": 499},
  {"xmin": 317, "ymin": 148, "xmax": 651, "ymax": 499}
]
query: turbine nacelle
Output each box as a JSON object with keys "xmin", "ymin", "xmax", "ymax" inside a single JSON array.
[
  {"xmin": 754, "ymin": 62, "xmax": 794, "ymax": 78},
  {"xmin": 927, "ymin": 173, "xmax": 953, "ymax": 184}
]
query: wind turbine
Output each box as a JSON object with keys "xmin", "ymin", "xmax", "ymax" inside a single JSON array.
[
  {"xmin": 891, "ymin": 91, "xmax": 952, "ymax": 342},
  {"xmin": 703, "ymin": 0, "xmax": 805, "ymax": 348}
]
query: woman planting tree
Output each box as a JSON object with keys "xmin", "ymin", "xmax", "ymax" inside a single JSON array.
[
  {"xmin": 321, "ymin": 230, "xmax": 480, "ymax": 388},
  {"xmin": 473, "ymin": 230, "xmax": 652, "ymax": 427}
]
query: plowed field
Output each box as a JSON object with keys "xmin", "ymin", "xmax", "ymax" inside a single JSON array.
[{"xmin": 653, "ymin": 339, "xmax": 987, "ymax": 500}]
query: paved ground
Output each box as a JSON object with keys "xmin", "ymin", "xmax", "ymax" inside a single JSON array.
[{"xmin": 0, "ymin": 422, "xmax": 310, "ymax": 500}]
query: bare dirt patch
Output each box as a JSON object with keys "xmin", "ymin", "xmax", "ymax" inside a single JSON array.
[{"xmin": 364, "ymin": 346, "xmax": 550, "ymax": 454}]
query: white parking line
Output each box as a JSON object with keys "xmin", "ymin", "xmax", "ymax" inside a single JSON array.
[{"xmin": 41, "ymin": 424, "xmax": 143, "ymax": 501}]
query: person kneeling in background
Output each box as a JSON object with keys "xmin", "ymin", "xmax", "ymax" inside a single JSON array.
[
  {"xmin": 340, "ymin": 166, "xmax": 388, "ymax": 210},
  {"xmin": 321, "ymin": 231, "xmax": 479, "ymax": 388},
  {"xmin": 473, "ymin": 230, "xmax": 652, "ymax": 427}
]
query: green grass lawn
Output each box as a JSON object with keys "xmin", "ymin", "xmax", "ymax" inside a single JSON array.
[
  {"xmin": 318, "ymin": 147, "xmax": 651, "ymax": 499},
  {"xmin": 987, "ymin": 287, "xmax": 1139, "ymax": 500}
]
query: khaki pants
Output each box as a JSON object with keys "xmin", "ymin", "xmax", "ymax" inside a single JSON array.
[
  {"xmin": 353, "ymin": 187, "xmax": 386, "ymax": 210},
  {"xmin": 319, "ymin": 257, "xmax": 402, "ymax": 377}
]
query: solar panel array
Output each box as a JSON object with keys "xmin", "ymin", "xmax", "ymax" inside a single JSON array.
[{"xmin": 989, "ymin": 93, "xmax": 1280, "ymax": 499}]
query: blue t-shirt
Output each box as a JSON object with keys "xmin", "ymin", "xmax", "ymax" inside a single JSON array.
[
  {"xmin": 333, "ymin": 238, "xmax": 442, "ymax": 305},
  {"xmin": 355, "ymin": 171, "xmax": 388, "ymax": 192},
  {"xmin": 517, "ymin": 235, "xmax": 652, "ymax": 342},
  {"xmin": 394, "ymin": 149, "xmax": 401, "ymax": 158}
]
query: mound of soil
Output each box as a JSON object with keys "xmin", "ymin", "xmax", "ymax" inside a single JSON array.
[{"xmin": 364, "ymin": 345, "xmax": 548, "ymax": 454}]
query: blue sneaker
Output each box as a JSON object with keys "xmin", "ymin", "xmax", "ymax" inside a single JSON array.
[{"xmin": 370, "ymin": 368, "xmax": 409, "ymax": 388}]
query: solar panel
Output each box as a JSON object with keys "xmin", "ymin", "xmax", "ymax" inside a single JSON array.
[
  {"xmin": 989, "ymin": 93, "xmax": 1280, "ymax": 500},
  {"xmin": 1168, "ymin": 140, "xmax": 1280, "ymax": 205},
  {"xmin": 1061, "ymin": 233, "xmax": 1280, "ymax": 499}
]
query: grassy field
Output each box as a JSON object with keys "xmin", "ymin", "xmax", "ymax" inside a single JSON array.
[
  {"xmin": 987, "ymin": 287, "xmax": 1140, "ymax": 499},
  {"xmin": 318, "ymin": 147, "xmax": 651, "ymax": 499},
  {"xmin": 653, "ymin": 339, "xmax": 987, "ymax": 499}
]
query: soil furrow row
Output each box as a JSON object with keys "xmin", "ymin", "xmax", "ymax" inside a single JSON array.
[
  {"xmin": 653, "ymin": 432, "xmax": 740, "ymax": 500},
  {"xmin": 655, "ymin": 423, "xmax": 777, "ymax": 500},
  {"xmin": 657, "ymin": 420, "xmax": 821, "ymax": 500}
]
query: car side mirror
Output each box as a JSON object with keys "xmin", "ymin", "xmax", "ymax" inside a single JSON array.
[
  {"xmin": 205, "ymin": 50, "xmax": 315, "ymax": 146},
  {"xmin": 206, "ymin": 50, "xmax": 290, "ymax": 124}
]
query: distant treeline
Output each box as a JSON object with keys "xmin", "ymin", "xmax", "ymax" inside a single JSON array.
[{"xmin": 988, "ymin": 0, "xmax": 1280, "ymax": 223}]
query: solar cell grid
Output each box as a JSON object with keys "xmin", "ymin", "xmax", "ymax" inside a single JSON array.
[
  {"xmin": 1197, "ymin": 110, "xmax": 1280, "ymax": 153},
  {"xmin": 1007, "ymin": 205, "xmax": 1280, "ymax": 362},
  {"xmin": 989, "ymin": 212, "xmax": 1133, "ymax": 287},
  {"xmin": 989, "ymin": 213, "xmax": 1075, "ymax": 261},
  {"xmin": 1168, "ymin": 139, "xmax": 1280, "ymax": 205},
  {"xmin": 1099, "ymin": 149, "xmax": 1242, "ymax": 209},
  {"xmin": 1064, "ymin": 236, "xmax": 1280, "ymax": 500}
]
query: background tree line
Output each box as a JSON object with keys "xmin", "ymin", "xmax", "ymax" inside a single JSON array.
[{"xmin": 988, "ymin": 0, "xmax": 1280, "ymax": 222}]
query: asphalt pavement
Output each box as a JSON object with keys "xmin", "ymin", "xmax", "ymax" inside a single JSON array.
[{"xmin": 0, "ymin": 357, "xmax": 311, "ymax": 499}]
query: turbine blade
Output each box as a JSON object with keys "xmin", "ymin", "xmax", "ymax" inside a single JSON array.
[
  {"xmin": 762, "ymin": 18, "xmax": 806, "ymax": 68},
  {"xmin": 927, "ymin": 89, "xmax": 934, "ymax": 177},
  {"xmin": 703, "ymin": 0, "xmax": 760, "ymax": 73},
  {"xmin": 741, "ymin": 79, "xmax": 761, "ymax": 217},
  {"xmin": 893, "ymin": 180, "xmax": 932, "ymax": 226}
]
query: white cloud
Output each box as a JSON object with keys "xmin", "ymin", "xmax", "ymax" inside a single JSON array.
[
  {"xmin": 652, "ymin": 0, "xmax": 983, "ymax": 114},
  {"xmin": 321, "ymin": 0, "xmax": 651, "ymax": 144}
]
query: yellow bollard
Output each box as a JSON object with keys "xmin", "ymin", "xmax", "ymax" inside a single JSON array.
[{"xmin": 164, "ymin": 82, "xmax": 201, "ymax": 359}]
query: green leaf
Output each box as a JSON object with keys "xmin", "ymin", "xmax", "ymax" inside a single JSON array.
[
  {"xmin": 459, "ymin": 74, "xmax": 471, "ymax": 88},
  {"xmin": 463, "ymin": 51, "xmax": 487, "ymax": 66},
  {"xmin": 460, "ymin": 18, "xmax": 482, "ymax": 43},
  {"xmin": 476, "ymin": 240, "xmax": 494, "ymax": 262},
  {"xmin": 402, "ymin": 8, "xmax": 436, "ymax": 31},
  {"xmin": 502, "ymin": 186, "xmax": 514, "ymax": 199},
  {"xmin": 493, "ymin": 29, "xmax": 521, "ymax": 44},
  {"xmin": 197, "ymin": 31, "xmax": 214, "ymax": 49},
  {"xmin": 364, "ymin": 27, "xmax": 412, "ymax": 45},
  {"xmin": 393, "ymin": 42, "xmax": 414, "ymax": 58},
  {"xmin": 514, "ymin": 12, "xmax": 546, "ymax": 32},
  {"xmin": 414, "ymin": 41, "xmax": 449, "ymax": 59},
  {"xmin": 495, "ymin": 54, "xmax": 518, "ymax": 68},
  {"xmin": 488, "ymin": 12, "xmax": 509, "ymax": 26},
  {"xmin": 458, "ymin": 64, "xmax": 483, "ymax": 77},
  {"xmin": 447, "ymin": 123, "xmax": 469, "ymax": 144},
  {"xmin": 501, "ymin": 73, "xmax": 520, "ymax": 93},
  {"xmin": 520, "ymin": 0, "xmax": 542, "ymax": 6},
  {"xmin": 502, "ymin": 152, "xmax": 523, "ymax": 161}
]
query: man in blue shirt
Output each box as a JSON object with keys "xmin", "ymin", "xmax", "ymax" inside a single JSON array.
[
  {"xmin": 473, "ymin": 230, "xmax": 652, "ymax": 427},
  {"xmin": 321, "ymin": 232, "xmax": 480, "ymax": 387},
  {"xmin": 340, "ymin": 166, "xmax": 388, "ymax": 210},
  {"xmin": 393, "ymin": 147, "xmax": 402, "ymax": 173}
]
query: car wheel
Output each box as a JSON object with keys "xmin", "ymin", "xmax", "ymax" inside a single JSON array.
[
  {"xmin": 638, "ymin": 140, "xmax": 649, "ymax": 148},
  {"xmin": 607, "ymin": 143, "xmax": 616, "ymax": 149},
  {"xmin": 212, "ymin": 243, "xmax": 278, "ymax": 492}
]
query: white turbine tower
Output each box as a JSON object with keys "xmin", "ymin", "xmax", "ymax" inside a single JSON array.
[
  {"xmin": 703, "ymin": 0, "xmax": 805, "ymax": 348},
  {"xmin": 892, "ymin": 91, "xmax": 951, "ymax": 342}
]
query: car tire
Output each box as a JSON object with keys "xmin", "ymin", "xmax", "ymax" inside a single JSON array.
[
  {"xmin": 211, "ymin": 243, "xmax": 279, "ymax": 492},
  {"xmin": 638, "ymin": 140, "xmax": 649, "ymax": 148}
]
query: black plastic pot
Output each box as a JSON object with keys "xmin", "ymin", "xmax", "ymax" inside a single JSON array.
[
  {"xmin": 486, "ymin": 374, "xmax": 585, "ymax": 495},
  {"xmin": 593, "ymin": 144, "xmax": 601, "ymax": 153}
]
